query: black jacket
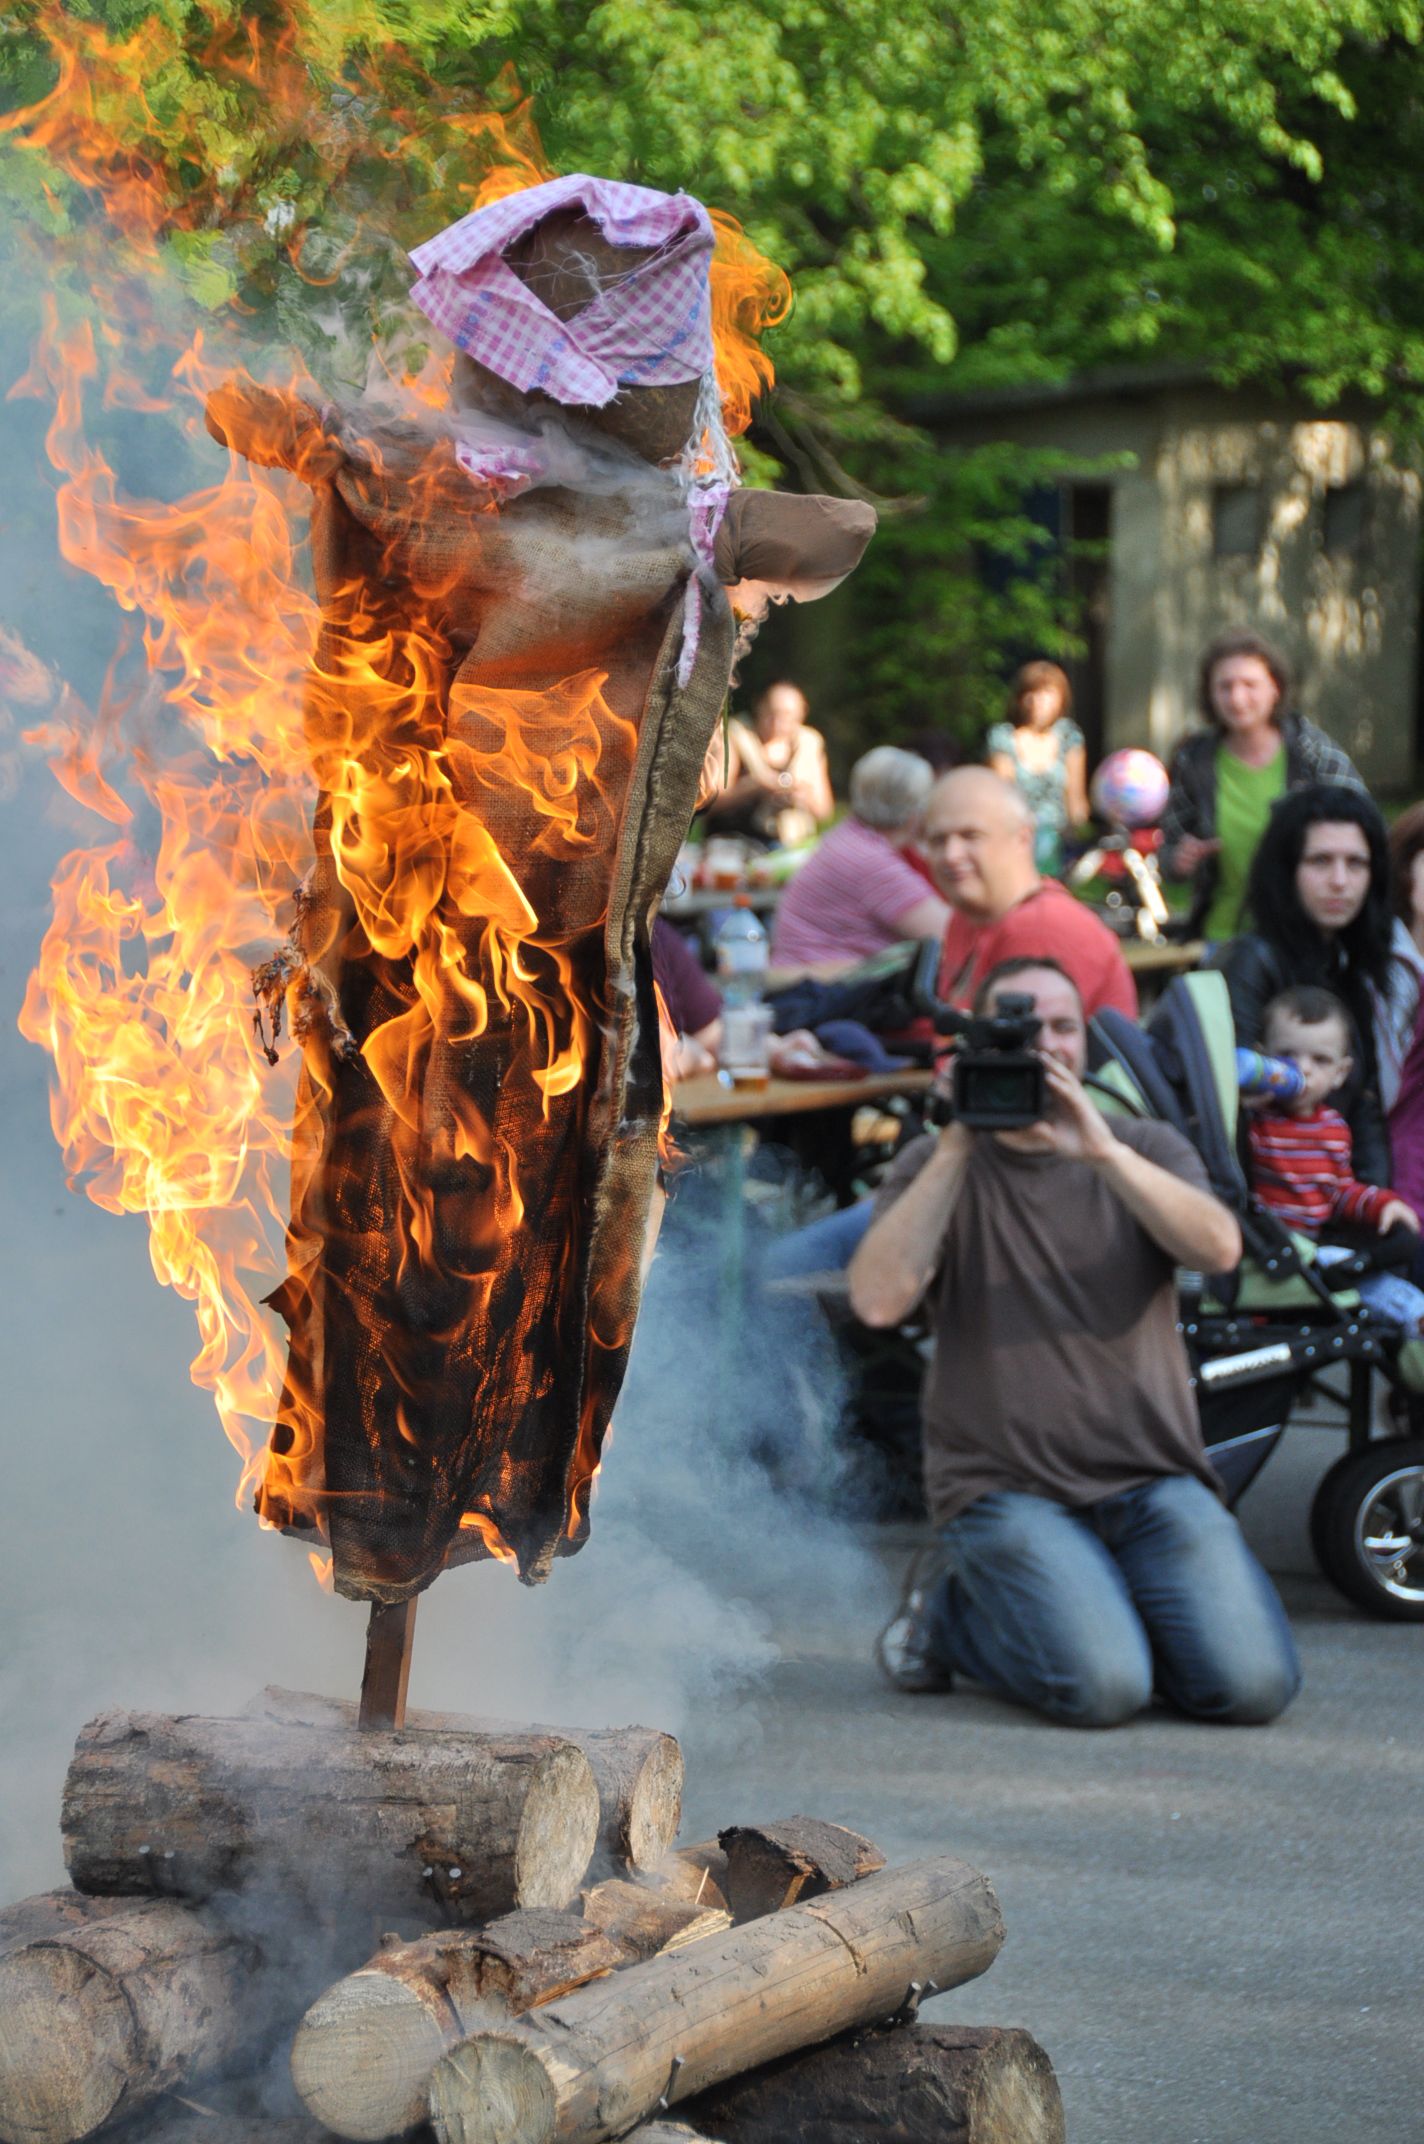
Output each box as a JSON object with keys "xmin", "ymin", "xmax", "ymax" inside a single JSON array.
[
  {"xmin": 1209, "ymin": 932, "xmax": 1392, "ymax": 1187},
  {"xmin": 1161, "ymin": 712, "xmax": 1364, "ymax": 936}
]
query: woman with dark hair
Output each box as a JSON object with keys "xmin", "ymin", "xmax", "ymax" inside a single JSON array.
[
  {"xmin": 1212, "ymin": 784, "xmax": 1395, "ymax": 1182},
  {"xmin": 1162, "ymin": 628, "xmax": 1363, "ymax": 940},
  {"xmin": 987, "ymin": 659, "xmax": 1088, "ymax": 877},
  {"xmin": 1378, "ymin": 802, "xmax": 1424, "ymax": 1106}
]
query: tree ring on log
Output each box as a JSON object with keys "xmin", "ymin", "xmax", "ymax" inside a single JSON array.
[
  {"xmin": 620, "ymin": 1738, "xmax": 684, "ymax": 1871},
  {"xmin": 290, "ymin": 1969, "xmax": 453, "ymax": 2141},
  {"xmin": 516, "ymin": 1747, "xmax": 601, "ymax": 1907},
  {"xmin": 429, "ymin": 2034, "xmax": 558, "ymax": 2144},
  {"xmin": 0, "ymin": 1943, "xmax": 133, "ymax": 2143}
]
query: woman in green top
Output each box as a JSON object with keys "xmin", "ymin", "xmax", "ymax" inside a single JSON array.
[{"xmin": 1161, "ymin": 628, "xmax": 1364, "ymax": 941}]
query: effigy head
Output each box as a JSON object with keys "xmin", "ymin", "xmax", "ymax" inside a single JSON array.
[{"xmin": 411, "ymin": 178, "xmax": 716, "ymax": 466}]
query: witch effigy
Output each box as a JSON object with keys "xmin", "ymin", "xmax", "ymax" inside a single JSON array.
[{"xmin": 206, "ymin": 176, "xmax": 876, "ymax": 1604}]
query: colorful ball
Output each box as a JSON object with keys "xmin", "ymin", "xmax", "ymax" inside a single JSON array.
[{"xmin": 1091, "ymin": 748, "xmax": 1170, "ymax": 830}]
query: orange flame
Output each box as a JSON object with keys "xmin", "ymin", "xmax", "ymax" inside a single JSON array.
[
  {"xmin": 14, "ymin": 311, "xmax": 318, "ymax": 1512},
  {"xmin": 8, "ymin": 9, "xmax": 789, "ymax": 1580},
  {"xmin": 708, "ymin": 211, "xmax": 792, "ymax": 438}
]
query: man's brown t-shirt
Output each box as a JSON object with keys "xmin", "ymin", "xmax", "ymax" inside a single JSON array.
[{"xmin": 874, "ymin": 1120, "xmax": 1221, "ymax": 1525}]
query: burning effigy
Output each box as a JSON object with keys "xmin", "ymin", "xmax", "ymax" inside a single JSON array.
[
  {"xmin": 7, "ymin": 28, "xmax": 872, "ymax": 1611},
  {"xmin": 203, "ymin": 178, "xmax": 875, "ymax": 1604}
]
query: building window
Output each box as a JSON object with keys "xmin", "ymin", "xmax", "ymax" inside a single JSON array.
[
  {"xmin": 1323, "ymin": 481, "xmax": 1368, "ymax": 555},
  {"xmin": 1212, "ymin": 484, "xmax": 1262, "ymax": 558}
]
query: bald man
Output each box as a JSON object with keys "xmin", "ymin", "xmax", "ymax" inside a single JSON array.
[{"xmin": 922, "ymin": 767, "xmax": 1138, "ymax": 1021}]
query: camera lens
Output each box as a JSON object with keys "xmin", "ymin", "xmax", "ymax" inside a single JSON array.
[
  {"xmin": 952, "ymin": 1053, "xmax": 1047, "ymax": 1128},
  {"xmin": 963, "ymin": 1067, "xmax": 1038, "ymax": 1113}
]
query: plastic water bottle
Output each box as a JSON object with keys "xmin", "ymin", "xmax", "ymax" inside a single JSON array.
[
  {"xmin": 713, "ymin": 897, "xmax": 772, "ymax": 1089},
  {"xmin": 1235, "ymin": 1047, "xmax": 1306, "ymax": 1104}
]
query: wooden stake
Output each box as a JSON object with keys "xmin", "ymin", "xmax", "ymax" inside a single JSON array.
[{"xmin": 358, "ymin": 1600, "xmax": 417, "ymax": 1731}]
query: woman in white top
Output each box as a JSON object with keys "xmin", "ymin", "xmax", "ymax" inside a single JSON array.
[{"xmin": 703, "ymin": 679, "xmax": 835, "ymax": 846}]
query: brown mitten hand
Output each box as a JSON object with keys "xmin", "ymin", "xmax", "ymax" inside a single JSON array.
[
  {"xmin": 205, "ymin": 379, "xmax": 346, "ymax": 483},
  {"xmin": 713, "ymin": 488, "xmax": 876, "ymax": 599}
]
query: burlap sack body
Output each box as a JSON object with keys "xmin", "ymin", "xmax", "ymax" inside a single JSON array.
[{"xmin": 209, "ymin": 386, "xmax": 729, "ymax": 1598}]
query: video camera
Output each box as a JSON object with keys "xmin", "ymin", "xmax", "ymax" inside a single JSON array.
[{"xmin": 909, "ymin": 940, "xmax": 1048, "ymax": 1131}]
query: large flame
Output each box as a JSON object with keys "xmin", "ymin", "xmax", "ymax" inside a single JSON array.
[{"xmin": 6, "ymin": 7, "xmax": 789, "ymax": 1577}]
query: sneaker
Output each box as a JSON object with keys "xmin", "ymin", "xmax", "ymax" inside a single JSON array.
[{"xmin": 875, "ymin": 1585, "xmax": 955, "ymax": 1694}]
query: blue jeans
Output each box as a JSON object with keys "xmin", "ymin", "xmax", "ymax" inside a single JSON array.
[
  {"xmin": 922, "ymin": 1476, "xmax": 1301, "ymax": 1728},
  {"xmin": 763, "ymin": 1197, "xmax": 874, "ymax": 1282}
]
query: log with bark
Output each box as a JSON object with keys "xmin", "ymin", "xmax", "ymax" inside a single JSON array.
[
  {"xmin": 427, "ymin": 1856, "xmax": 1004, "ymax": 2144},
  {"xmin": 291, "ymin": 1909, "xmax": 630, "ymax": 2141},
  {"xmin": 63, "ymin": 1709, "xmax": 600, "ymax": 1925},
  {"xmin": 0, "ymin": 1890, "xmax": 143, "ymax": 1952},
  {"xmin": 0, "ymin": 1895, "xmax": 261, "ymax": 2144},
  {"xmin": 683, "ymin": 2023, "xmax": 1065, "ymax": 2144},
  {"xmin": 248, "ymin": 1687, "xmax": 681, "ymax": 1872},
  {"xmin": 716, "ymin": 1819, "xmax": 885, "ymax": 1922}
]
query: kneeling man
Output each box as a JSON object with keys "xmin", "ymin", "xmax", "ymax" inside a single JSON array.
[{"xmin": 850, "ymin": 957, "xmax": 1301, "ymax": 1727}]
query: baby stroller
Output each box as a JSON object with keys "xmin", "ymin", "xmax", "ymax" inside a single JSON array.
[{"xmin": 1092, "ymin": 970, "xmax": 1424, "ymax": 1623}]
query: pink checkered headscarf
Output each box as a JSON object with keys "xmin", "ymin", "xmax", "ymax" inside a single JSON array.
[{"xmin": 409, "ymin": 175, "xmax": 715, "ymax": 408}]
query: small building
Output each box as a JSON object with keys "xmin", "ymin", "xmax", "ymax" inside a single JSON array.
[{"xmin": 921, "ymin": 367, "xmax": 1423, "ymax": 793}]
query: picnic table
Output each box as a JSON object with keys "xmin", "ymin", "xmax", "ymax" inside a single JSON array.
[
  {"xmin": 660, "ymin": 884, "xmax": 782, "ymax": 922},
  {"xmin": 1124, "ymin": 936, "xmax": 1204, "ymax": 976},
  {"xmin": 673, "ymin": 1067, "xmax": 934, "ymax": 1127},
  {"xmin": 1123, "ymin": 936, "xmax": 1205, "ymax": 1006}
]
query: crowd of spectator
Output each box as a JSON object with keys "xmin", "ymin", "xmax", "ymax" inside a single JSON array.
[
  {"xmin": 675, "ymin": 637, "xmax": 1424, "ymax": 1238},
  {"xmin": 660, "ymin": 627, "xmax": 1424, "ymax": 1731}
]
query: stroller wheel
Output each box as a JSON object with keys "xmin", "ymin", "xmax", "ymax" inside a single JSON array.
[{"xmin": 1310, "ymin": 1439, "xmax": 1424, "ymax": 1622}]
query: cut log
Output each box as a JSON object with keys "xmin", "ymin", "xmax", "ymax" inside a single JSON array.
[
  {"xmin": 717, "ymin": 1818, "xmax": 885, "ymax": 1922},
  {"xmin": 579, "ymin": 1880, "xmax": 731, "ymax": 1959},
  {"xmin": 248, "ymin": 1687, "xmax": 682, "ymax": 1872},
  {"xmin": 635, "ymin": 1840, "xmax": 729, "ymax": 1914},
  {"xmin": 428, "ymin": 1856, "xmax": 1004, "ymax": 2144},
  {"xmin": 63, "ymin": 1708, "xmax": 600, "ymax": 1925},
  {"xmin": 0, "ymin": 1897, "xmax": 259, "ymax": 2144},
  {"xmin": 683, "ymin": 2023, "xmax": 1066, "ymax": 2144},
  {"xmin": 291, "ymin": 1910, "xmax": 629, "ymax": 2141}
]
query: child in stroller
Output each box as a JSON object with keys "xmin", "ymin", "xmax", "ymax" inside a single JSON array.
[{"xmin": 1245, "ymin": 983, "xmax": 1424, "ymax": 1333}]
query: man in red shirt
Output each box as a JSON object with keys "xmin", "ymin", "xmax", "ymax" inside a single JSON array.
[{"xmin": 922, "ymin": 768, "xmax": 1137, "ymax": 1020}]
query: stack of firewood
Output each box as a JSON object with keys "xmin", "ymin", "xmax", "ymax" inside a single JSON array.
[{"xmin": 0, "ymin": 1689, "xmax": 1063, "ymax": 2144}]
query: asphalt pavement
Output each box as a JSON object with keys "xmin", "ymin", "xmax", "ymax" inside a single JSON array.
[{"xmin": 675, "ymin": 1430, "xmax": 1424, "ymax": 2144}]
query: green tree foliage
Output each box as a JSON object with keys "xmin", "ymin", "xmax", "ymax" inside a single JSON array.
[{"xmin": 3, "ymin": 0, "xmax": 1423, "ymax": 752}]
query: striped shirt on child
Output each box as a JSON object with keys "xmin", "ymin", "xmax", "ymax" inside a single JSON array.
[{"xmin": 1247, "ymin": 1105, "xmax": 1392, "ymax": 1236}]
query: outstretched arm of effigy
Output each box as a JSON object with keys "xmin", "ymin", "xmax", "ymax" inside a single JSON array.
[{"xmin": 713, "ymin": 487, "xmax": 877, "ymax": 602}]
